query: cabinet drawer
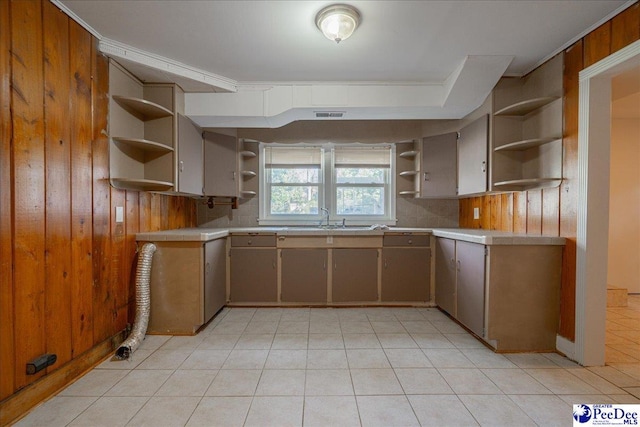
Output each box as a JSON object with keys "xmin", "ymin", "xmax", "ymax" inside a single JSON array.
[
  {"xmin": 231, "ymin": 234, "xmax": 276, "ymax": 247},
  {"xmin": 383, "ymin": 234, "xmax": 430, "ymax": 247}
]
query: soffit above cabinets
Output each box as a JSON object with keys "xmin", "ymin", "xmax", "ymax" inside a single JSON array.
[{"xmin": 55, "ymin": 0, "xmax": 632, "ymax": 126}]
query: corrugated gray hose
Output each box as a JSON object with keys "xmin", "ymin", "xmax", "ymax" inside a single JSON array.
[{"xmin": 116, "ymin": 242, "xmax": 157, "ymax": 360}]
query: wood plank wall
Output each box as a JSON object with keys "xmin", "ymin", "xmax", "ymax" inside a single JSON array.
[
  {"xmin": 0, "ymin": 0, "xmax": 197, "ymax": 413},
  {"xmin": 459, "ymin": 2, "xmax": 640, "ymax": 341}
]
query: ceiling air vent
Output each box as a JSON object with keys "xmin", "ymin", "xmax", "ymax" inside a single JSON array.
[{"xmin": 315, "ymin": 111, "xmax": 345, "ymax": 118}]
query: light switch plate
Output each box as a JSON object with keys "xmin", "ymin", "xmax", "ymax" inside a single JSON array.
[
  {"xmin": 473, "ymin": 207, "xmax": 480, "ymax": 220},
  {"xmin": 115, "ymin": 206, "xmax": 124, "ymax": 224}
]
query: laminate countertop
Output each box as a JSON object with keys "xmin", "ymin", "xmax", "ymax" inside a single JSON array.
[{"xmin": 136, "ymin": 227, "xmax": 565, "ymax": 245}]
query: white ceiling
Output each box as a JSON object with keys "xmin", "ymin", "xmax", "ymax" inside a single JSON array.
[{"xmin": 57, "ymin": 0, "xmax": 632, "ymax": 126}]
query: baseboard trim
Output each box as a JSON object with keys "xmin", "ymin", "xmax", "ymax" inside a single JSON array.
[
  {"xmin": 556, "ymin": 334, "xmax": 577, "ymax": 363},
  {"xmin": 0, "ymin": 331, "xmax": 125, "ymax": 426}
]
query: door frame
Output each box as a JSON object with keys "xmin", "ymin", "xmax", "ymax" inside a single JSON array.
[{"xmin": 574, "ymin": 39, "xmax": 640, "ymax": 366}]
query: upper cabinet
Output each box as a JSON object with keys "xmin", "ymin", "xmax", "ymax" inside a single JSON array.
[
  {"xmin": 458, "ymin": 115, "xmax": 489, "ymax": 196},
  {"xmin": 109, "ymin": 60, "xmax": 204, "ymax": 195},
  {"xmin": 176, "ymin": 114, "xmax": 203, "ymax": 195},
  {"xmin": 490, "ymin": 54, "xmax": 563, "ymax": 191},
  {"xmin": 204, "ymin": 131, "xmax": 239, "ymax": 197},
  {"xmin": 421, "ymin": 132, "xmax": 458, "ymax": 198}
]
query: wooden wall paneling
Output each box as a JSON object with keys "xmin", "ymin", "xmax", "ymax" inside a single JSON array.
[
  {"xmin": 150, "ymin": 193, "xmax": 162, "ymax": 231},
  {"xmin": 500, "ymin": 193, "xmax": 514, "ymax": 232},
  {"xmin": 91, "ymin": 37, "xmax": 113, "ymax": 344},
  {"xmin": 611, "ymin": 2, "xmax": 640, "ymax": 53},
  {"xmin": 558, "ymin": 40, "xmax": 583, "ymax": 341},
  {"xmin": 110, "ymin": 188, "xmax": 127, "ymax": 332},
  {"xmin": 125, "ymin": 191, "xmax": 139, "ymax": 307},
  {"xmin": 11, "ymin": 0, "xmax": 47, "ymax": 389},
  {"xmin": 0, "ymin": 0, "xmax": 15, "ymax": 400},
  {"xmin": 490, "ymin": 194, "xmax": 502, "ymax": 230},
  {"xmin": 139, "ymin": 192, "xmax": 152, "ymax": 232},
  {"xmin": 513, "ymin": 192, "xmax": 528, "ymax": 233},
  {"xmin": 458, "ymin": 198, "xmax": 469, "ymax": 228},
  {"xmin": 69, "ymin": 19, "xmax": 94, "ymax": 355},
  {"xmin": 43, "ymin": 0, "xmax": 73, "ymax": 370},
  {"xmin": 584, "ymin": 22, "xmax": 611, "ymax": 68},
  {"xmin": 526, "ymin": 190, "xmax": 542, "ymax": 235},
  {"xmin": 542, "ymin": 187, "xmax": 560, "ymax": 236},
  {"xmin": 480, "ymin": 196, "xmax": 491, "ymax": 229},
  {"xmin": 160, "ymin": 195, "xmax": 170, "ymax": 230}
]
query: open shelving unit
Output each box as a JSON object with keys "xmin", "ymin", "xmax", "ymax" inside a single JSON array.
[
  {"xmin": 238, "ymin": 138, "xmax": 260, "ymax": 198},
  {"xmin": 490, "ymin": 54, "xmax": 563, "ymax": 192},
  {"xmin": 109, "ymin": 61, "xmax": 182, "ymax": 192},
  {"xmin": 396, "ymin": 140, "xmax": 421, "ymax": 197}
]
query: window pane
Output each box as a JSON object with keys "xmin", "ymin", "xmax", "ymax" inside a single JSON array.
[
  {"xmin": 336, "ymin": 187, "xmax": 385, "ymax": 215},
  {"xmin": 336, "ymin": 168, "xmax": 385, "ymax": 184},
  {"xmin": 270, "ymin": 168, "xmax": 319, "ymax": 184},
  {"xmin": 271, "ymin": 186, "xmax": 319, "ymax": 214}
]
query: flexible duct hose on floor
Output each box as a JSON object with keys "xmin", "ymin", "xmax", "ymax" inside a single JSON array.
[{"xmin": 116, "ymin": 242, "xmax": 157, "ymax": 360}]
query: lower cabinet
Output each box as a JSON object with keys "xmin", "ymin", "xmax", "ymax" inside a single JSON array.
[
  {"xmin": 434, "ymin": 237, "xmax": 486, "ymax": 338},
  {"xmin": 281, "ymin": 249, "xmax": 327, "ymax": 302},
  {"xmin": 381, "ymin": 234, "xmax": 431, "ymax": 302},
  {"xmin": 434, "ymin": 236, "xmax": 563, "ymax": 351},
  {"xmin": 455, "ymin": 241, "xmax": 486, "ymax": 338},
  {"xmin": 332, "ymin": 248, "xmax": 379, "ymax": 302},
  {"xmin": 434, "ymin": 237, "xmax": 456, "ymax": 316},
  {"xmin": 145, "ymin": 238, "xmax": 226, "ymax": 335},
  {"xmin": 230, "ymin": 248, "xmax": 277, "ymax": 302}
]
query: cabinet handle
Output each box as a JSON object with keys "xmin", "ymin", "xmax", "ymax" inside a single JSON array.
[
  {"xmin": 481, "ymin": 161, "xmax": 486, "ymax": 173},
  {"xmin": 384, "ymin": 259, "xmax": 388, "ymax": 269},
  {"xmin": 450, "ymin": 258, "xmax": 455, "ymax": 268},
  {"xmin": 408, "ymin": 239, "xmax": 413, "ymax": 245},
  {"xmin": 272, "ymin": 260, "xmax": 276, "ymax": 269},
  {"xmin": 232, "ymin": 171, "xmax": 236, "ymax": 180},
  {"xmin": 424, "ymin": 172, "xmax": 430, "ymax": 182},
  {"xmin": 206, "ymin": 262, "xmax": 210, "ymax": 274},
  {"xmin": 323, "ymin": 260, "xmax": 326, "ymax": 270},
  {"xmin": 179, "ymin": 160, "xmax": 184, "ymax": 173},
  {"xmin": 456, "ymin": 260, "xmax": 461, "ymax": 271}
]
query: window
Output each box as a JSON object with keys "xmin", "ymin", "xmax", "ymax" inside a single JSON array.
[{"xmin": 260, "ymin": 143, "xmax": 395, "ymax": 225}]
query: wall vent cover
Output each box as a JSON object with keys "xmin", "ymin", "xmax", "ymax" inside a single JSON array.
[{"xmin": 315, "ymin": 111, "xmax": 345, "ymax": 118}]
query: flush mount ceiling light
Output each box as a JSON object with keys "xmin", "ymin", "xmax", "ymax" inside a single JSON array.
[{"xmin": 315, "ymin": 4, "xmax": 361, "ymax": 44}]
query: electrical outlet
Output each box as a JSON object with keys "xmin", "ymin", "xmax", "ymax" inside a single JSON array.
[
  {"xmin": 115, "ymin": 206, "xmax": 124, "ymax": 224},
  {"xmin": 473, "ymin": 207, "xmax": 480, "ymax": 220}
]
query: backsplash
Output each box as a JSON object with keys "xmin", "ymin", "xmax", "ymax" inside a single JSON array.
[{"xmin": 197, "ymin": 196, "xmax": 458, "ymax": 228}]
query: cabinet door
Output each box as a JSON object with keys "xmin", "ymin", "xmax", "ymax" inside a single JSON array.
[
  {"xmin": 381, "ymin": 248, "xmax": 431, "ymax": 302},
  {"xmin": 281, "ymin": 249, "xmax": 327, "ymax": 302},
  {"xmin": 204, "ymin": 238, "xmax": 226, "ymax": 322},
  {"xmin": 458, "ymin": 115, "xmax": 488, "ymax": 195},
  {"xmin": 230, "ymin": 248, "xmax": 277, "ymax": 302},
  {"xmin": 456, "ymin": 241, "xmax": 486, "ymax": 337},
  {"xmin": 421, "ymin": 132, "xmax": 457, "ymax": 198},
  {"xmin": 332, "ymin": 249, "xmax": 378, "ymax": 302},
  {"xmin": 204, "ymin": 131, "xmax": 238, "ymax": 197},
  {"xmin": 435, "ymin": 238, "xmax": 456, "ymax": 315},
  {"xmin": 177, "ymin": 114, "xmax": 203, "ymax": 195}
]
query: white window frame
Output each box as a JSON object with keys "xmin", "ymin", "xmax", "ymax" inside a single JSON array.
[{"xmin": 259, "ymin": 143, "xmax": 396, "ymax": 226}]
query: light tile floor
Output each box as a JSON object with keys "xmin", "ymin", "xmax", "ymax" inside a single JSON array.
[{"xmin": 16, "ymin": 306, "xmax": 640, "ymax": 427}]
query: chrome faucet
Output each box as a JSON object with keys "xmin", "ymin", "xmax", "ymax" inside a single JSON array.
[
  {"xmin": 320, "ymin": 207, "xmax": 330, "ymax": 227},
  {"xmin": 342, "ymin": 218, "xmax": 346, "ymax": 228}
]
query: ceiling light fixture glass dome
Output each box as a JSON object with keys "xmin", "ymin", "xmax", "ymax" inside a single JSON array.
[{"xmin": 315, "ymin": 4, "xmax": 361, "ymax": 44}]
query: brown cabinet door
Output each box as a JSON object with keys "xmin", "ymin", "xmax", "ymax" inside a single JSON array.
[
  {"xmin": 203, "ymin": 131, "xmax": 238, "ymax": 197},
  {"xmin": 456, "ymin": 241, "xmax": 485, "ymax": 337},
  {"xmin": 177, "ymin": 114, "xmax": 203, "ymax": 195},
  {"xmin": 381, "ymin": 247, "xmax": 431, "ymax": 302},
  {"xmin": 204, "ymin": 238, "xmax": 226, "ymax": 322},
  {"xmin": 230, "ymin": 248, "xmax": 277, "ymax": 302},
  {"xmin": 421, "ymin": 132, "xmax": 458, "ymax": 198},
  {"xmin": 281, "ymin": 249, "xmax": 327, "ymax": 302},
  {"xmin": 332, "ymin": 249, "xmax": 379, "ymax": 302},
  {"xmin": 435, "ymin": 238, "xmax": 456, "ymax": 315},
  {"xmin": 458, "ymin": 115, "xmax": 488, "ymax": 195}
]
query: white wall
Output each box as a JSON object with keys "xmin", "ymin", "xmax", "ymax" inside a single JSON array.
[{"xmin": 608, "ymin": 118, "xmax": 640, "ymax": 293}]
